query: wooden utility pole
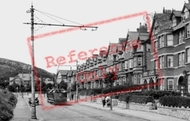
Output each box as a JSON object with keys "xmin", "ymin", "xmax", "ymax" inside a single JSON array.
[{"xmin": 24, "ymin": 4, "xmax": 98, "ymax": 119}]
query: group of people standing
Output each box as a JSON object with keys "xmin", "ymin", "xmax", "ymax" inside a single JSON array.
[{"xmin": 102, "ymin": 96, "xmax": 111, "ymax": 107}]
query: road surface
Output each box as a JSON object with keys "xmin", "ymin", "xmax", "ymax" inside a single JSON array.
[{"xmin": 12, "ymin": 94, "xmax": 148, "ymax": 121}]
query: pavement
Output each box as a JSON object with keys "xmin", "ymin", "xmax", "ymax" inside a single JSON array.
[
  {"xmin": 10, "ymin": 93, "xmax": 42, "ymax": 121},
  {"xmin": 10, "ymin": 93, "xmax": 189, "ymax": 121},
  {"xmin": 79, "ymin": 99, "xmax": 188, "ymax": 121}
]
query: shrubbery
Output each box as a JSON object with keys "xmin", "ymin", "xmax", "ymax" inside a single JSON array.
[
  {"xmin": 79, "ymin": 88, "xmax": 103, "ymax": 96},
  {"xmin": 118, "ymin": 93, "xmax": 154, "ymax": 104},
  {"xmin": 159, "ymin": 96, "xmax": 190, "ymax": 108},
  {"xmin": 0, "ymin": 89, "xmax": 18, "ymax": 121},
  {"xmin": 142, "ymin": 90, "xmax": 181, "ymax": 99}
]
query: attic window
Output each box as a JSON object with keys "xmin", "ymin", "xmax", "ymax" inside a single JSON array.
[
  {"xmin": 184, "ymin": 8, "xmax": 189, "ymax": 19},
  {"xmin": 172, "ymin": 17, "xmax": 177, "ymax": 27}
]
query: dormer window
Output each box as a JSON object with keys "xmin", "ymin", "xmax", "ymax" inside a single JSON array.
[
  {"xmin": 172, "ymin": 17, "xmax": 177, "ymax": 27},
  {"xmin": 184, "ymin": 8, "xmax": 189, "ymax": 19}
]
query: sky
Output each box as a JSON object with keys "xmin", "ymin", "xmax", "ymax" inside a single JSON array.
[{"xmin": 0, "ymin": 0, "xmax": 186, "ymax": 74}]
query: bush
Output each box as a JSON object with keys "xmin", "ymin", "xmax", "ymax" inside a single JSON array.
[
  {"xmin": 79, "ymin": 88, "xmax": 103, "ymax": 96},
  {"xmin": 159, "ymin": 96, "xmax": 190, "ymax": 108},
  {"xmin": 129, "ymin": 95, "xmax": 154, "ymax": 104},
  {"xmin": 118, "ymin": 93, "xmax": 154, "ymax": 104},
  {"xmin": 143, "ymin": 90, "xmax": 181, "ymax": 99},
  {"xmin": 0, "ymin": 89, "xmax": 18, "ymax": 121}
]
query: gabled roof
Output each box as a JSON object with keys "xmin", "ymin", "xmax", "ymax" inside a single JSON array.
[
  {"xmin": 182, "ymin": 3, "xmax": 190, "ymax": 12},
  {"xmin": 127, "ymin": 31, "xmax": 139, "ymax": 41},
  {"xmin": 58, "ymin": 70, "xmax": 70, "ymax": 75},
  {"xmin": 108, "ymin": 43, "xmax": 118, "ymax": 55},
  {"xmin": 118, "ymin": 38, "xmax": 126, "ymax": 44},
  {"xmin": 149, "ymin": 12, "xmax": 172, "ymax": 38},
  {"xmin": 169, "ymin": 10, "xmax": 181, "ymax": 20}
]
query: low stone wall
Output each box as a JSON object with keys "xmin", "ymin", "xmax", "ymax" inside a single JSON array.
[
  {"xmin": 118, "ymin": 100, "xmax": 190, "ymax": 121},
  {"xmin": 117, "ymin": 101, "xmax": 151, "ymax": 111},
  {"xmin": 80, "ymin": 95, "xmax": 190, "ymax": 121},
  {"xmin": 157, "ymin": 106, "xmax": 190, "ymax": 121}
]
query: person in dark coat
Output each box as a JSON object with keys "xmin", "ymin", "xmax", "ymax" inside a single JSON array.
[{"xmin": 102, "ymin": 96, "xmax": 106, "ymax": 107}]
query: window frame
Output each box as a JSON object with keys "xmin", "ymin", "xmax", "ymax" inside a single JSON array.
[
  {"xmin": 186, "ymin": 24, "xmax": 190, "ymax": 38},
  {"xmin": 172, "ymin": 17, "xmax": 177, "ymax": 27},
  {"xmin": 167, "ymin": 78, "xmax": 174, "ymax": 91},
  {"xmin": 133, "ymin": 57, "xmax": 137, "ymax": 67},
  {"xmin": 137, "ymin": 56, "xmax": 142, "ymax": 66},
  {"xmin": 166, "ymin": 55, "xmax": 173, "ymax": 67},
  {"xmin": 186, "ymin": 48, "xmax": 190, "ymax": 63},
  {"xmin": 178, "ymin": 53, "xmax": 182, "ymax": 66},
  {"xmin": 166, "ymin": 34, "xmax": 173, "ymax": 46}
]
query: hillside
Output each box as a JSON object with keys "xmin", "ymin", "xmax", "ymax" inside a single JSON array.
[{"xmin": 0, "ymin": 57, "xmax": 55, "ymax": 78}]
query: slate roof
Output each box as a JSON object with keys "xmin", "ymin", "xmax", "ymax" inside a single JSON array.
[
  {"xmin": 153, "ymin": 13, "xmax": 172, "ymax": 35},
  {"xmin": 184, "ymin": 3, "xmax": 190, "ymax": 10},
  {"xmin": 118, "ymin": 38, "xmax": 126, "ymax": 44},
  {"xmin": 127, "ymin": 31, "xmax": 139, "ymax": 41},
  {"xmin": 108, "ymin": 43, "xmax": 118, "ymax": 55},
  {"xmin": 169, "ymin": 10, "xmax": 181, "ymax": 20}
]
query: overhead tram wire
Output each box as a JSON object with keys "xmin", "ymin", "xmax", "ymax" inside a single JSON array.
[{"xmin": 34, "ymin": 9, "xmax": 88, "ymax": 31}]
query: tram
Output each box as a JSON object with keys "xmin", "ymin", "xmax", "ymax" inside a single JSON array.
[{"xmin": 47, "ymin": 88, "xmax": 67, "ymax": 105}]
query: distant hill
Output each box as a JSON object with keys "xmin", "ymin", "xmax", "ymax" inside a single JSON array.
[{"xmin": 0, "ymin": 57, "xmax": 55, "ymax": 78}]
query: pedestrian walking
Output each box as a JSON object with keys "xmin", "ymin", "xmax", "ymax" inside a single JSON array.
[
  {"xmin": 106, "ymin": 96, "xmax": 111, "ymax": 107},
  {"xmin": 71, "ymin": 93, "xmax": 74, "ymax": 100},
  {"xmin": 102, "ymin": 96, "xmax": 106, "ymax": 107}
]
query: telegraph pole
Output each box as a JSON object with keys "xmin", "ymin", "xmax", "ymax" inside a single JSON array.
[
  {"xmin": 24, "ymin": 4, "xmax": 98, "ymax": 119},
  {"xmin": 28, "ymin": 4, "xmax": 37, "ymax": 119}
]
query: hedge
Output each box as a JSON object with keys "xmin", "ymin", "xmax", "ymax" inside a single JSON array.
[
  {"xmin": 79, "ymin": 88, "xmax": 103, "ymax": 96},
  {"xmin": 142, "ymin": 90, "xmax": 181, "ymax": 99},
  {"xmin": 118, "ymin": 93, "xmax": 154, "ymax": 104},
  {"xmin": 0, "ymin": 89, "xmax": 18, "ymax": 121},
  {"xmin": 159, "ymin": 96, "xmax": 190, "ymax": 108},
  {"xmin": 115, "ymin": 90, "xmax": 181, "ymax": 100}
]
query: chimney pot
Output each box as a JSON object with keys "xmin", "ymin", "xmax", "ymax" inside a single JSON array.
[{"xmin": 163, "ymin": 7, "xmax": 165, "ymax": 13}]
